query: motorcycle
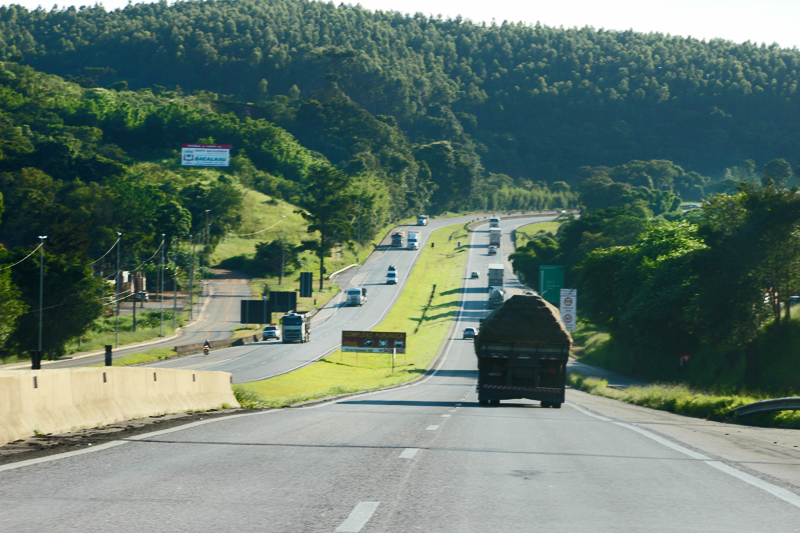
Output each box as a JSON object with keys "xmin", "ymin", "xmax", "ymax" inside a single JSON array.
[{"xmin": 203, "ymin": 345, "xmax": 210, "ymax": 356}]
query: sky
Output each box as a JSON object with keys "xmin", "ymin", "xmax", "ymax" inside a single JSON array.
[{"xmin": 4, "ymin": 0, "xmax": 800, "ymax": 50}]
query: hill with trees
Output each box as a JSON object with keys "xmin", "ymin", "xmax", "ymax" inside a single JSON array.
[{"xmin": 0, "ymin": 0, "xmax": 797, "ymax": 189}]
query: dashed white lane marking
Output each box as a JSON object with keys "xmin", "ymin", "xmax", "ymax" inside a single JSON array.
[
  {"xmin": 441, "ymin": 414, "xmax": 451, "ymax": 418},
  {"xmin": 568, "ymin": 402, "xmax": 800, "ymax": 509},
  {"xmin": 399, "ymin": 448, "xmax": 419, "ymax": 459},
  {"xmin": 335, "ymin": 501, "xmax": 380, "ymax": 532},
  {"xmin": 426, "ymin": 425, "xmax": 439, "ymax": 430}
]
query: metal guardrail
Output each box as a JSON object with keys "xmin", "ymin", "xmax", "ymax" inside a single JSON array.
[{"xmin": 730, "ymin": 397, "xmax": 800, "ymax": 417}]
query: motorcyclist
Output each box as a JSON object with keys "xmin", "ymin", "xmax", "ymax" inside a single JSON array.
[{"xmin": 203, "ymin": 340, "xmax": 211, "ymax": 355}]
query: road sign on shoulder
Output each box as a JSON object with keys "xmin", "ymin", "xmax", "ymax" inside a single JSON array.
[
  {"xmin": 559, "ymin": 289, "xmax": 577, "ymax": 331},
  {"xmin": 342, "ymin": 331, "xmax": 406, "ymax": 354}
]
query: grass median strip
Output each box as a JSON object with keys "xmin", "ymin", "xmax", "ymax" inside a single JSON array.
[
  {"xmin": 568, "ymin": 372, "xmax": 800, "ymax": 429},
  {"xmin": 234, "ymin": 225, "xmax": 471, "ymax": 408}
]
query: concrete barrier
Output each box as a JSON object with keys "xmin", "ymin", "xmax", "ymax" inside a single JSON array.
[{"xmin": 0, "ymin": 367, "xmax": 238, "ymax": 446}]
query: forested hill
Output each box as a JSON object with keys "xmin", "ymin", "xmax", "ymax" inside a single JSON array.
[{"xmin": 0, "ymin": 0, "xmax": 799, "ymax": 184}]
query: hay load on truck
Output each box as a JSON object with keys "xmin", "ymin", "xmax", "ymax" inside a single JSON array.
[
  {"xmin": 489, "ymin": 228, "xmax": 502, "ymax": 246},
  {"xmin": 391, "ymin": 231, "xmax": 405, "ymax": 247},
  {"xmin": 488, "ymin": 264, "xmax": 504, "ymax": 291},
  {"xmin": 346, "ymin": 287, "xmax": 367, "ymax": 306},
  {"xmin": 417, "ymin": 215, "xmax": 429, "ymax": 226},
  {"xmin": 281, "ymin": 312, "xmax": 310, "ymax": 343},
  {"xmin": 489, "ymin": 216, "xmax": 500, "ymax": 228},
  {"xmin": 474, "ymin": 295, "xmax": 571, "ymax": 407}
]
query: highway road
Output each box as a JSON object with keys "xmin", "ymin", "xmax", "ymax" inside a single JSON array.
[
  {"xmin": 150, "ymin": 213, "xmax": 557, "ymax": 383},
  {"xmin": 30, "ymin": 278, "xmax": 252, "ymax": 369},
  {"xmin": 3, "ymin": 215, "xmax": 800, "ymax": 531}
]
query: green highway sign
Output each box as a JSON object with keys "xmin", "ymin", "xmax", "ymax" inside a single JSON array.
[{"xmin": 539, "ymin": 265, "xmax": 564, "ymax": 304}]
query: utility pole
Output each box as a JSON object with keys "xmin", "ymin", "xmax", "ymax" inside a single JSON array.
[
  {"xmin": 204, "ymin": 209, "xmax": 210, "ymax": 297},
  {"xmin": 160, "ymin": 234, "xmax": 165, "ymax": 337},
  {"xmin": 280, "ymin": 215, "xmax": 286, "ymax": 286},
  {"xmin": 189, "ymin": 234, "xmax": 195, "ymax": 320},
  {"xmin": 357, "ymin": 200, "xmax": 361, "ymax": 262},
  {"xmin": 115, "ymin": 232, "xmax": 122, "ymax": 348},
  {"xmin": 38, "ymin": 236, "xmax": 47, "ymax": 356},
  {"xmin": 172, "ymin": 236, "xmax": 178, "ymax": 331}
]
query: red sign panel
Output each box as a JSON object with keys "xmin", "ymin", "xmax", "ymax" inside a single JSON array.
[{"xmin": 342, "ymin": 331, "xmax": 406, "ymax": 354}]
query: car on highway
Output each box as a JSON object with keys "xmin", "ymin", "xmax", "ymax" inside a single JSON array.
[
  {"xmin": 262, "ymin": 324, "xmax": 280, "ymax": 341},
  {"xmin": 463, "ymin": 327, "xmax": 477, "ymax": 339},
  {"xmin": 471, "ymin": 271, "xmax": 480, "ymax": 279},
  {"xmin": 488, "ymin": 246, "xmax": 497, "ymax": 256}
]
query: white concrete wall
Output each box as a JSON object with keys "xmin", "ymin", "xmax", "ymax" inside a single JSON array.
[{"xmin": 0, "ymin": 367, "xmax": 239, "ymax": 446}]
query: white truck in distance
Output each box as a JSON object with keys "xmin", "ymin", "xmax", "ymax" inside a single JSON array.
[
  {"xmin": 488, "ymin": 264, "xmax": 504, "ymax": 291},
  {"xmin": 346, "ymin": 287, "xmax": 368, "ymax": 306},
  {"xmin": 281, "ymin": 312, "xmax": 310, "ymax": 343},
  {"xmin": 407, "ymin": 232, "xmax": 420, "ymax": 250},
  {"xmin": 489, "ymin": 228, "xmax": 502, "ymax": 246},
  {"xmin": 489, "ymin": 216, "xmax": 500, "ymax": 228},
  {"xmin": 417, "ymin": 215, "xmax": 429, "ymax": 226}
]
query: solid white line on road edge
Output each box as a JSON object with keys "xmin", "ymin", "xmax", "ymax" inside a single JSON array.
[
  {"xmin": 335, "ymin": 502, "xmax": 380, "ymax": 532},
  {"xmin": 399, "ymin": 448, "xmax": 419, "ymax": 459},
  {"xmin": 614, "ymin": 422, "xmax": 709, "ymax": 460},
  {"xmin": 705, "ymin": 461, "xmax": 800, "ymax": 508},
  {"xmin": 568, "ymin": 402, "xmax": 800, "ymax": 509},
  {"xmin": 426, "ymin": 425, "xmax": 439, "ymax": 430},
  {"xmin": 441, "ymin": 414, "xmax": 451, "ymax": 417},
  {"xmin": 0, "ymin": 410, "xmax": 275, "ymax": 473}
]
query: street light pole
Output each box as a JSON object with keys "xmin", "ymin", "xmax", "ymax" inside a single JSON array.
[
  {"xmin": 115, "ymin": 232, "xmax": 122, "ymax": 348},
  {"xmin": 38, "ymin": 236, "xmax": 47, "ymax": 356},
  {"xmin": 280, "ymin": 215, "xmax": 286, "ymax": 286},
  {"xmin": 204, "ymin": 209, "xmax": 210, "ymax": 297},
  {"xmin": 160, "ymin": 234, "xmax": 165, "ymax": 337},
  {"xmin": 357, "ymin": 200, "xmax": 361, "ymax": 262},
  {"xmin": 189, "ymin": 234, "xmax": 195, "ymax": 320},
  {"xmin": 173, "ymin": 236, "xmax": 177, "ymax": 331}
]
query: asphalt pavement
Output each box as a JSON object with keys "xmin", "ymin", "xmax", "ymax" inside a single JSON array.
[{"xmin": 3, "ymin": 216, "xmax": 800, "ymax": 531}]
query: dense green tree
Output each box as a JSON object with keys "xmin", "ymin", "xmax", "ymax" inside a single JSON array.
[
  {"xmin": 7, "ymin": 248, "xmax": 105, "ymax": 359},
  {"xmin": 295, "ymin": 164, "xmax": 355, "ymax": 289}
]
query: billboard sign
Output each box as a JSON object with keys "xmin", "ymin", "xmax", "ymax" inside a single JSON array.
[
  {"xmin": 560, "ymin": 289, "xmax": 577, "ymax": 331},
  {"xmin": 269, "ymin": 291, "xmax": 297, "ymax": 313},
  {"xmin": 539, "ymin": 265, "xmax": 564, "ymax": 304},
  {"xmin": 342, "ymin": 331, "xmax": 406, "ymax": 354},
  {"xmin": 181, "ymin": 144, "xmax": 232, "ymax": 167},
  {"xmin": 300, "ymin": 272, "xmax": 313, "ymax": 298}
]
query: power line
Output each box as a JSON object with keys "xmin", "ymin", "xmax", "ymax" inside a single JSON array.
[
  {"xmin": 0, "ymin": 243, "xmax": 43, "ymax": 271},
  {"xmin": 62, "ymin": 237, "xmax": 121, "ymax": 267},
  {"xmin": 229, "ymin": 219, "xmax": 282, "ymax": 237}
]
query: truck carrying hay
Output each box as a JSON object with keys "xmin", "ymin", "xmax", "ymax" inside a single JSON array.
[{"xmin": 474, "ymin": 294, "xmax": 572, "ymax": 407}]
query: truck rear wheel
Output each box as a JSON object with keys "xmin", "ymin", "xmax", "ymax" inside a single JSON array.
[
  {"xmin": 479, "ymin": 399, "xmax": 489, "ymax": 406},
  {"xmin": 552, "ymin": 403, "xmax": 562, "ymax": 409},
  {"xmin": 541, "ymin": 401, "xmax": 551, "ymax": 408}
]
